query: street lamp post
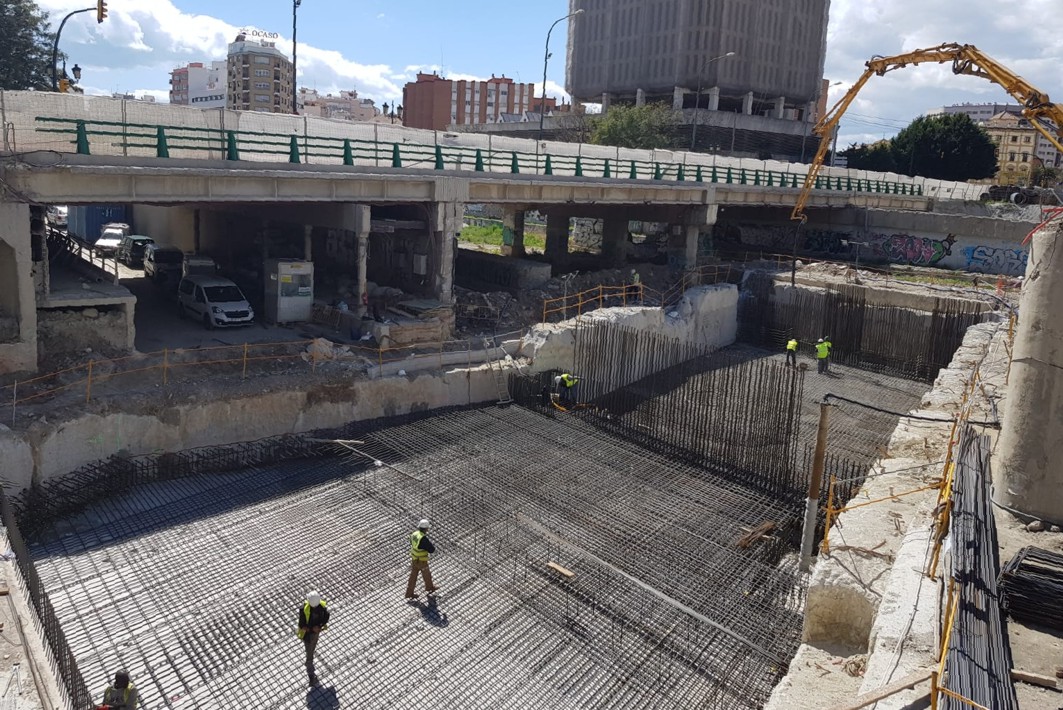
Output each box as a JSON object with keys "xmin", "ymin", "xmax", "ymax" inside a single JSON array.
[
  {"xmin": 538, "ymin": 9, "xmax": 584, "ymax": 152},
  {"xmin": 51, "ymin": 6, "xmax": 95, "ymax": 92},
  {"xmin": 690, "ymin": 51, "xmax": 736, "ymax": 151},
  {"xmin": 292, "ymin": 0, "xmax": 303, "ymax": 114}
]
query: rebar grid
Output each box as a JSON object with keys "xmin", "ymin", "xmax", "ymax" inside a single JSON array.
[
  {"xmin": 28, "ymin": 406, "xmax": 804, "ymax": 709},
  {"xmin": 738, "ymin": 283, "xmax": 987, "ymax": 382}
]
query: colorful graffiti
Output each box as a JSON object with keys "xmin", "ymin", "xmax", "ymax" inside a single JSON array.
[
  {"xmin": 962, "ymin": 245, "xmax": 1028, "ymax": 276},
  {"xmin": 865, "ymin": 232, "xmax": 956, "ymax": 267}
]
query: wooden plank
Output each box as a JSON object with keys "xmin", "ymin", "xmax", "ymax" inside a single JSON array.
[
  {"xmin": 825, "ymin": 669, "xmax": 932, "ymax": 710},
  {"xmin": 546, "ymin": 562, "xmax": 575, "ymax": 578},
  {"xmin": 1011, "ymin": 669, "xmax": 1061, "ymax": 691}
]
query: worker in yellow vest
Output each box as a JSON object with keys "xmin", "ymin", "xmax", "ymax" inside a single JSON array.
[
  {"xmin": 296, "ymin": 591, "xmax": 329, "ymax": 686},
  {"xmin": 785, "ymin": 338, "xmax": 798, "ymax": 368},
  {"xmin": 815, "ymin": 338, "xmax": 830, "ymax": 374},
  {"xmin": 406, "ymin": 519, "xmax": 440, "ymax": 600},
  {"xmin": 554, "ymin": 372, "xmax": 580, "ymax": 406},
  {"xmin": 823, "ymin": 336, "xmax": 833, "ymax": 372},
  {"xmin": 98, "ymin": 669, "xmax": 139, "ymax": 709}
]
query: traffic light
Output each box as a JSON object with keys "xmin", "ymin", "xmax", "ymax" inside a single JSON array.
[
  {"xmin": 96, "ymin": 0, "xmax": 108, "ymax": 23},
  {"xmin": 59, "ymin": 78, "xmax": 70, "ymax": 93}
]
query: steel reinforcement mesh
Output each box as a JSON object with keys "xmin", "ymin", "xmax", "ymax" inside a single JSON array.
[
  {"xmin": 27, "ymin": 406, "xmax": 804, "ymax": 710},
  {"xmin": 738, "ymin": 282, "xmax": 987, "ymax": 382}
]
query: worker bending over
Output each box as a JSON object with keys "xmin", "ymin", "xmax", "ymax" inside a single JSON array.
[
  {"xmin": 554, "ymin": 372, "xmax": 579, "ymax": 406},
  {"xmin": 98, "ymin": 669, "xmax": 139, "ymax": 709},
  {"xmin": 785, "ymin": 338, "xmax": 798, "ymax": 367},
  {"xmin": 406, "ymin": 519, "xmax": 440, "ymax": 600},
  {"xmin": 297, "ymin": 591, "xmax": 329, "ymax": 686}
]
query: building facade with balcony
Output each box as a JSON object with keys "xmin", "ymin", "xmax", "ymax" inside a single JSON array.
[
  {"xmin": 169, "ymin": 61, "xmax": 228, "ymax": 108},
  {"xmin": 226, "ymin": 35, "xmax": 294, "ymax": 113},
  {"xmin": 934, "ymin": 102, "xmax": 1061, "ymax": 170},
  {"xmin": 981, "ymin": 111, "xmax": 1042, "ymax": 185},
  {"xmin": 402, "ymin": 73, "xmax": 536, "ymax": 131},
  {"xmin": 298, "ymin": 89, "xmax": 380, "ymax": 121}
]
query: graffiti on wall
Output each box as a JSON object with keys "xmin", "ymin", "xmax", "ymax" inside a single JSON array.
[
  {"xmin": 714, "ymin": 223, "xmax": 957, "ymax": 266},
  {"xmin": 865, "ymin": 233, "xmax": 956, "ymax": 267},
  {"xmin": 962, "ymin": 245, "xmax": 1028, "ymax": 276}
]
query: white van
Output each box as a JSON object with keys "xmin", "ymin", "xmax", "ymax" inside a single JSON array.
[{"xmin": 177, "ymin": 276, "xmax": 255, "ymax": 329}]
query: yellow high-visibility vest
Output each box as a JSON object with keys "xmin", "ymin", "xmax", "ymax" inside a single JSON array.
[
  {"xmin": 815, "ymin": 342, "xmax": 830, "ymax": 359},
  {"xmin": 786, "ymin": 339, "xmax": 798, "ymax": 352},
  {"xmin": 410, "ymin": 529, "xmax": 429, "ymax": 561},
  {"xmin": 559, "ymin": 374, "xmax": 578, "ymax": 388},
  {"xmin": 297, "ymin": 600, "xmax": 327, "ymax": 639}
]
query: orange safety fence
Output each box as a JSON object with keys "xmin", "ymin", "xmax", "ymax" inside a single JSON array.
[{"xmin": 540, "ymin": 264, "xmax": 736, "ymax": 323}]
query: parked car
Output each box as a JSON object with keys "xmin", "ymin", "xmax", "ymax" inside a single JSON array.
[
  {"xmin": 143, "ymin": 245, "xmax": 185, "ymax": 286},
  {"xmin": 177, "ymin": 276, "xmax": 255, "ymax": 329},
  {"xmin": 94, "ymin": 222, "xmax": 131, "ymax": 256},
  {"xmin": 116, "ymin": 235, "xmax": 155, "ymax": 267},
  {"xmin": 182, "ymin": 254, "xmax": 218, "ymax": 278},
  {"xmin": 46, "ymin": 206, "xmax": 68, "ymax": 229}
]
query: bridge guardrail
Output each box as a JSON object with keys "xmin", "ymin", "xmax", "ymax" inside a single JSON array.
[{"xmin": 30, "ymin": 115, "xmax": 924, "ymax": 196}]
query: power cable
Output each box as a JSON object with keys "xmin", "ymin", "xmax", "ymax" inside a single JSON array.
[{"xmin": 823, "ymin": 393, "xmax": 1000, "ymax": 428}]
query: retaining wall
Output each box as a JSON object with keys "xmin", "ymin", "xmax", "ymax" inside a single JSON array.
[
  {"xmin": 518, "ymin": 284, "xmax": 739, "ymax": 374},
  {"xmin": 718, "ymin": 207, "xmax": 1037, "ymax": 276}
]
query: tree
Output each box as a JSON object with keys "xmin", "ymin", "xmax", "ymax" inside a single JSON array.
[
  {"xmin": 589, "ymin": 103, "xmax": 680, "ymax": 150},
  {"xmin": 840, "ymin": 141, "xmax": 897, "ymax": 173},
  {"xmin": 553, "ymin": 109, "xmax": 595, "ymax": 144},
  {"xmin": 1031, "ymin": 165, "xmax": 1060, "ymax": 187},
  {"xmin": 890, "ymin": 113, "xmax": 997, "ymax": 181},
  {"xmin": 0, "ymin": 0, "xmax": 58, "ymax": 91}
]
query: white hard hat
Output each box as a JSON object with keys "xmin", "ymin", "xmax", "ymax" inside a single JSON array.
[
  {"xmin": 817, "ymin": 338, "xmax": 824, "ymax": 343},
  {"xmin": 307, "ymin": 591, "xmax": 321, "ymax": 607},
  {"xmin": 418, "ymin": 519, "xmax": 431, "ymax": 530}
]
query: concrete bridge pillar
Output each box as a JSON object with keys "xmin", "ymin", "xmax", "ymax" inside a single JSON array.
[
  {"xmin": 774, "ymin": 96, "xmax": 786, "ymax": 120},
  {"xmin": 341, "ymin": 204, "xmax": 372, "ymax": 317},
  {"xmin": 669, "ymin": 205, "xmax": 718, "ymax": 269},
  {"xmin": 707, "ymin": 87, "xmax": 720, "ymax": 112},
  {"xmin": 303, "ymin": 224, "xmax": 313, "ymax": 261},
  {"xmin": 501, "ymin": 208, "xmax": 526, "ymax": 257},
  {"xmin": 994, "ymin": 222, "xmax": 1063, "ymax": 525},
  {"xmin": 673, "ymin": 87, "xmax": 687, "ymax": 111},
  {"xmin": 430, "ymin": 202, "xmax": 460, "ymax": 305},
  {"xmin": 0, "ymin": 202, "xmax": 38, "ymax": 375},
  {"xmin": 601, "ymin": 93, "xmax": 612, "ymax": 112},
  {"xmin": 742, "ymin": 91, "xmax": 754, "ymax": 115},
  {"xmin": 602, "ymin": 217, "xmax": 629, "ymax": 267},
  {"xmin": 545, "ymin": 213, "xmax": 570, "ymax": 270}
]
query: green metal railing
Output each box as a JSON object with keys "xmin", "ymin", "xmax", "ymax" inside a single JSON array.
[{"xmin": 35, "ymin": 116, "xmax": 924, "ymax": 196}]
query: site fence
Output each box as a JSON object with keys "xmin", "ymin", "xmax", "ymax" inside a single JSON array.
[
  {"xmin": 0, "ymin": 333, "xmax": 517, "ymax": 425},
  {"xmin": 738, "ymin": 282, "xmax": 988, "ymax": 382}
]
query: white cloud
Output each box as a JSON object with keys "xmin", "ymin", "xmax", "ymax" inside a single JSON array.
[
  {"xmin": 825, "ymin": 0, "xmax": 1063, "ymax": 146},
  {"xmin": 38, "ymin": 0, "xmax": 406, "ymax": 104}
]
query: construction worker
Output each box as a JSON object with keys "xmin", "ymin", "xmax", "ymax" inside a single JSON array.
[
  {"xmin": 785, "ymin": 337, "xmax": 798, "ymax": 367},
  {"xmin": 815, "ymin": 338, "xmax": 830, "ymax": 374},
  {"xmin": 627, "ymin": 269, "xmax": 642, "ymax": 304},
  {"xmin": 823, "ymin": 336, "xmax": 833, "ymax": 372},
  {"xmin": 98, "ymin": 669, "xmax": 139, "ymax": 709},
  {"xmin": 554, "ymin": 372, "xmax": 579, "ymax": 406},
  {"xmin": 297, "ymin": 591, "xmax": 329, "ymax": 686},
  {"xmin": 406, "ymin": 519, "xmax": 439, "ymax": 600}
]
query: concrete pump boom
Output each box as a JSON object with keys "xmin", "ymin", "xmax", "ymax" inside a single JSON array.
[{"xmin": 791, "ymin": 43, "xmax": 1063, "ymax": 222}]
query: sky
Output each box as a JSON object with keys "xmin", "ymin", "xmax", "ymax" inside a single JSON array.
[{"xmin": 36, "ymin": 0, "xmax": 1063, "ymax": 148}]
